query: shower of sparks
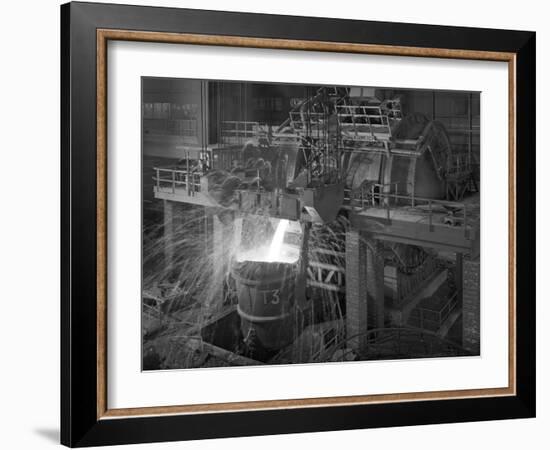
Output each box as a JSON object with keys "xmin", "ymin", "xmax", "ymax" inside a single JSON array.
[{"xmin": 142, "ymin": 206, "xmax": 348, "ymax": 368}]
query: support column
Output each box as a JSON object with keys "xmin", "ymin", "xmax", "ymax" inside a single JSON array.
[
  {"xmin": 207, "ymin": 211, "xmax": 234, "ymax": 307},
  {"xmin": 367, "ymin": 240, "xmax": 385, "ymax": 329},
  {"xmin": 345, "ymin": 230, "xmax": 368, "ymax": 352},
  {"xmin": 462, "ymin": 255, "xmax": 480, "ymax": 354},
  {"xmin": 295, "ymin": 222, "xmax": 311, "ymax": 310},
  {"xmin": 455, "ymin": 253, "xmax": 463, "ymax": 292},
  {"xmin": 163, "ymin": 200, "xmax": 174, "ymax": 272},
  {"xmin": 212, "ymin": 214, "xmax": 230, "ymax": 269},
  {"xmin": 345, "ymin": 232, "xmax": 385, "ymax": 352}
]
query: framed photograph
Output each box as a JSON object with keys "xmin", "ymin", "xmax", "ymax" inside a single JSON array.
[{"xmin": 61, "ymin": 1, "xmax": 536, "ymax": 447}]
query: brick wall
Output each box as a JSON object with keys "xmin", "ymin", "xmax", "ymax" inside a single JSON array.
[
  {"xmin": 345, "ymin": 230, "xmax": 368, "ymax": 351},
  {"xmin": 345, "ymin": 232, "xmax": 384, "ymax": 352},
  {"xmin": 462, "ymin": 256, "xmax": 480, "ymax": 354},
  {"xmin": 366, "ymin": 240, "xmax": 384, "ymax": 329}
]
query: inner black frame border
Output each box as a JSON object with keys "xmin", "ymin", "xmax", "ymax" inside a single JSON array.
[{"xmin": 61, "ymin": 2, "xmax": 536, "ymax": 447}]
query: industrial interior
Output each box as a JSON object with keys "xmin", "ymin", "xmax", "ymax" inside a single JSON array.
[{"xmin": 141, "ymin": 78, "xmax": 481, "ymax": 370}]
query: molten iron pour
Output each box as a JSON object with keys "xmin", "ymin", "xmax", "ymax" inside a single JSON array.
[{"xmin": 233, "ymin": 217, "xmax": 307, "ymax": 358}]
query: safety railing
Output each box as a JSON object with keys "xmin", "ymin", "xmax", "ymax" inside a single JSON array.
[
  {"xmin": 289, "ymin": 111, "xmax": 329, "ymax": 136},
  {"xmin": 336, "ymin": 104, "xmax": 392, "ymax": 141},
  {"xmin": 345, "ymin": 181, "xmax": 471, "ymax": 237},
  {"xmin": 153, "ymin": 167, "xmax": 202, "ymax": 196},
  {"xmin": 313, "ymin": 326, "xmax": 471, "ymax": 362},
  {"xmin": 396, "ymin": 257, "xmax": 438, "ymax": 306},
  {"xmin": 411, "ymin": 290, "xmax": 459, "ymax": 331},
  {"xmin": 221, "ymin": 121, "xmax": 260, "ymax": 144},
  {"xmin": 446, "ymin": 152, "xmax": 472, "ymax": 178}
]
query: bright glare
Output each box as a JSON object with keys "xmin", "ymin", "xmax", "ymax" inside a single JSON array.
[
  {"xmin": 267, "ymin": 219, "xmax": 290, "ymax": 261},
  {"xmin": 235, "ymin": 219, "xmax": 299, "ymax": 264}
]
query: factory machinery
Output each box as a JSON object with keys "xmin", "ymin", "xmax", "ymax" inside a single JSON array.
[{"xmin": 143, "ymin": 86, "xmax": 480, "ymax": 369}]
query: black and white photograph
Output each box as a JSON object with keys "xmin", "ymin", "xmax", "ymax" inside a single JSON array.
[
  {"xmin": 0, "ymin": 0, "xmax": 543, "ymax": 447},
  {"xmin": 141, "ymin": 79, "xmax": 481, "ymax": 370}
]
